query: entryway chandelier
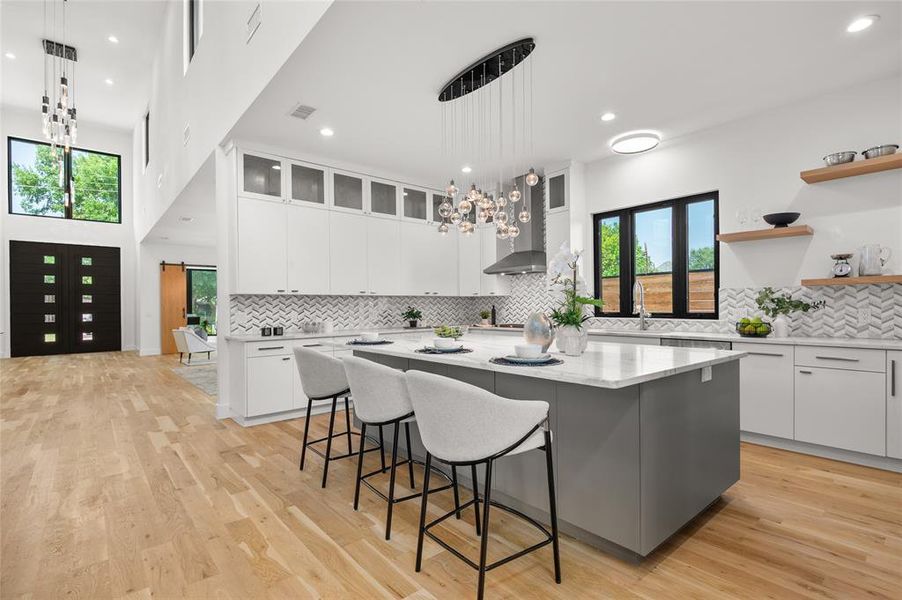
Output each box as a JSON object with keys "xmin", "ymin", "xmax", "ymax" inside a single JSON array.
[
  {"xmin": 40, "ymin": 0, "xmax": 79, "ymax": 186},
  {"xmin": 436, "ymin": 38, "xmax": 538, "ymax": 239}
]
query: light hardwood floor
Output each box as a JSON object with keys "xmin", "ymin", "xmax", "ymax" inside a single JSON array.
[{"xmin": 1, "ymin": 351, "xmax": 900, "ymax": 599}]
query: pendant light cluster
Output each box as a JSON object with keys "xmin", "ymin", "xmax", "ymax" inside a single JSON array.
[
  {"xmin": 40, "ymin": 0, "xmax": 78, "ymax": 188},
  {"xmin": 436, "ymin": 39, "xmax": 539, "ymax": 239}
]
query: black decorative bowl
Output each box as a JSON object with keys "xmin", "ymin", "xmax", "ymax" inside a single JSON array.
[
  {"xmin": 763, "ymin": 212, "xmax": 800, "ymax": 228},
  {"xmin": 736, "ymin": 321, "xmax": 772, "ymax": 337}
]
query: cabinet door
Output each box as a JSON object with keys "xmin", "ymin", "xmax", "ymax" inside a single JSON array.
[
  {"xmin": 458, "ymin": 231, "xmax": 481, "ymax": 296},
  {"xmin": 430, "ymin": 192, "xmax": 448, "ymax": 224},
  {"xmin": 546, "ymin": 209, "xmax": 569, "ymax": 263},
  {"xmin": 329, "ymin": 212, "xmax": 369, "ymax": 295},
  {"xmin": 402, "ymin": 187, "xmax": 429, "ymax": 222},
  {"xmin": 795, "ymin": 366, "xmax": 885, "ymax": 456},
  {"xmin": 237, "ymin": 197, "xmax": 287, "ymax": 293},
  {"xmin": 332, "ymin": 170, "xmax": 364, "ymax": 212},
  {"xmin": 241, "ymin": 152, "xmax": 283, "ymax": 200},
  {"xmin": 367, "ymin": 218, "xmax": 401, "ymax": 295},
  {"xmin": 479, "ymin": 226, "xmax": 511, "ymax": 296},
  {"xmin": 247, "ymin": 355, "xmax": 293, "ymax": 417},
  {"xmin": 400, "ymin": 222, "xmax": 430, "ymax": 295},
  {"xmin": 433, "ymin": 231, "xmax": 459, "ymax": 296},
  {"xmin": 285, "ymin": 204, "xmax": 330, "ymax": 294},
  {"xmin": 888, "ymin": 351, "xmax": 902, "ymax": 459},
  {"xmin": 289, "ymin": 162, "xmax": 326, "ymax": 205},
  {"xmin": 370, "ymin": 180, "xmax": 398, "ymax": 217},
  {"xmin": 734, "ymin": 343, "xmax": 794, "ymax": 438},
  {"xmin": 546, "ymin": 169, "xmax": 568, "ymax": 213}
]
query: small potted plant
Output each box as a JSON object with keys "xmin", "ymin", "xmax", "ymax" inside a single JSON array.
[
  {"xmin": 479, "ymin": 310, "xmax": 491, "ymax": 326},
  {"xmin": 402, "ymin": 306, "xmax": 423, "ymax": 328},
  {"xmin": 547, "ymin": 244, "xmax": 603, "ymax": 356},
  {"xmin": 755, "ymin": 287, "xmax": 825, "ymax": 338}
]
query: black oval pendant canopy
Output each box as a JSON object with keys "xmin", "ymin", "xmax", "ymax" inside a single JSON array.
[{"xmin": 438, "ymin": 38, "xmax": 535, "ymax": 102}]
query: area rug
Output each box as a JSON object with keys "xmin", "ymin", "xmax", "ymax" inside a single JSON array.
[{"xmin": 172, "ymin": 363, "xmax": 218, "ymax": 398}]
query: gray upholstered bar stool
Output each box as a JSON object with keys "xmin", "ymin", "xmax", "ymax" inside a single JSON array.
[
  {"xmin": 293, "ymin": 347, "xmax": 383, "ymax": 488},
  {"xmin": 406, "ymin": 370, "xmax": 561, "ymax": 600},
  {"xmin": 342, "ymin": 356, "xmax": 463, "ymax": 540}
]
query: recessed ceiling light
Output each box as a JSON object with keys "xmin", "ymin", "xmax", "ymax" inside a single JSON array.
[
  {"xmin": 271, "ymin": 164, "xmax": 281, "ymax": 170},
  {"xmin": 319, "ymin": 127, "xmax": 334, "ymax": 137},
  {"xmin": 107, "ymin": 35, "xmax": 119, "ymax": 43},
  {"xmin": 4, "ymin": 52, "xmax": 15, "ymax": 60},
  {"xmin": 847, "ymin": 15, "xmax": 879, "ymax": 33},
  {"xmin": 461, "ymin": 166, "xmax": 472, "ymax": 173},
  {"xmin": 178, "ymin": 216, "xmax": 194, "ymax": 222},
  {"xmin": 601, "ymin": 112, "xmax": 616, "ymax": 122},
  {"xmin": 609, "ymin": 130, "xmax": 661, "ymax": 154},
  {"xmin": 104, "ymin": 78, "xmax": 114, "ymax": 85}
]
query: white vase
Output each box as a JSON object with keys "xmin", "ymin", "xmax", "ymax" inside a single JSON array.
[
  {"xmin": 772, "ymin": 314, "xmax": 790, "ymax": 338},
  {"xmin": 555, "ymin": 325, "xmax": 587, "ymax": 356},
  {"xmin": 481, "ymin": 319, "xmax": 490, "ymax": 326}
]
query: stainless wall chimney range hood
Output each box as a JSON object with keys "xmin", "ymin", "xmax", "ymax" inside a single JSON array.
[{"xmin": 483, "ymin": 174, "xmax": 545, "ymax": 275}]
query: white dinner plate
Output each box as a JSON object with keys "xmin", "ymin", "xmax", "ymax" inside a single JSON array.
[{"xmin": 503, "ymin": 354, "xmax": 553, "ymax": 364}]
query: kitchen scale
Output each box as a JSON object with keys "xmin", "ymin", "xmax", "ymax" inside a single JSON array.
[{"xmin": 830, "ymin": 253, "xmax": 853, "ymax": 278}]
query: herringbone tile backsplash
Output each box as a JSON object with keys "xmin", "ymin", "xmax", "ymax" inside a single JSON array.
[{"xmin": 231, "ymin": 278, "xmax": 901, "ymax": 339}]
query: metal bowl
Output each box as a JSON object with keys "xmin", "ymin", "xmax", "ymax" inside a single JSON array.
[
  {"xmin": 862, "ymin": 144, "xmax": 898, "ymax": 160},
  {"xmin": 822, "ymin": 151, "xmax": 856, "ymax": 166}
]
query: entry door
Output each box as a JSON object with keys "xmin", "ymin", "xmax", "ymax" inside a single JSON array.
[
  {"xmin": 9, "ymin": 241, "xmax": 121, "ymax": 357},
  {"xmin": 160, "ymin": 264, "xmax": 187, "ymax": 354}
]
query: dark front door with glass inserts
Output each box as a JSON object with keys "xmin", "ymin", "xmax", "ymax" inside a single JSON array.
[{"xmin": 9, "ymin": 241, "xmax": 121, "ymax": 357}]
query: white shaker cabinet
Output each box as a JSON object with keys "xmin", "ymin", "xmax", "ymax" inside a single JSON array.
[
  {"xmin": 479, "ymin": 226, "xmax": 511, "ymax": 296},
  {"xmin": 401, "ymin": 221, "xmax": 454, "ymax": 295},
  {"xmin": 794, "ymin": 366, "xmax": 886, "ymax": 456},
  {"xmin": 329, "ymin": 212, "xmax": 369, "ymax": 295},
  {"xmin": 434, "ymin": 232, "xmax": 459, "ymax": 295},
  {"xmin": 286, "ymin": 204, "xmax": 330, "ymax": 294},
  {"xmin": 735, "ymin": 343, "xmax": 794, "ymax": 439},
  {"xmin": 458, "ymin": 231, "xmax": 482, "ymax": 296},
  {"xmin": 237, "ymin": 196, "xmax": 288, "ymax": 294},
  {"xmin": 246, "ymin": 355, "xmax": 294, "ymax": 417},
  {"xmin": 888, "ymin": 351, "xmax": 902, "ymax": 459},
  {"xmin": 367, "ymin": 218, "xmax": 401, "ymax": 295}
]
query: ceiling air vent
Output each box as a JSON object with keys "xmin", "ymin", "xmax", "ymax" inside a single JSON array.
[{"xmin": 289, "ymin": 104, "xmax": 317, "ymax": 120}]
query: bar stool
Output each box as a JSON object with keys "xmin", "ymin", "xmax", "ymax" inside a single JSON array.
[
  {"xmin": 342, "ymin": 356, "xmax": 469, "ymax": 540},
  {"xmin": 406, "ymin": 370, "xmax": 561, "ymax": 600},
  {"xmin": 293, "ymin": 347, "xmax": 383, "ymax": 488}
]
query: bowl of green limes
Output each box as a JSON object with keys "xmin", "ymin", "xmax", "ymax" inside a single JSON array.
[{"xmin": 736, "ymin": 317, "xmax": 772, "ymax": 338}]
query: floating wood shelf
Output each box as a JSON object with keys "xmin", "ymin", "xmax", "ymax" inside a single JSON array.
[
  {"xmin": 800, "ymin": 153, "xmax": 902, "ymax": 183},
  {"xmin": 801, "ymin": 274, "xmax": 902, "ymax": 287},
  {"xmin": 717, "ymin": 225, "xmax": 813, "ymax": 244}
]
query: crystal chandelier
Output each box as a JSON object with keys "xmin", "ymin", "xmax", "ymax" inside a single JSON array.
[
  {"xmin": 437, "ymin": 39, "xmax": 538, "ymax": 238},
  {"xmin": 41, "ymin": 0, "xmax": 79, "ymax": 186}
]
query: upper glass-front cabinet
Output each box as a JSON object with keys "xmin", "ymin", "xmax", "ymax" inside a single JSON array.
[
  {"xmin": 290, "ymin": 162, "xmax": 326, "ymax": 205},
  {"xmin": 546, "ymin": 170, "xmax": 568, "ymax": 213},
  {"xmin": 242, "ymin": 152, "xmax": 283, "ymax": 199},
  {"xmin": 402, "ymin": 187, "xmax": 428, "ymax": 221},
  {"xmin": 370, "ymin": 179, "xmax": 398, "ymax": 217},
  {"xmin": 332, "ymin": 170, "xmax": 364, "ymax": 212}
]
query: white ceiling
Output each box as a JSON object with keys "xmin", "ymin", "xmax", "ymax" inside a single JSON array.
[
  {"xmin": 229, "ymin": 1, "xmax": 902, "ymax": 187},
  {"xmin": 0, "ymin": 0, "xmax": 167, "ymax": 130}
]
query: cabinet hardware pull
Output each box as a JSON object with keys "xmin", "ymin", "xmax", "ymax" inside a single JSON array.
[
  {"xmin": 798, "ymin": 370, "xmax": 812, "ymax": 374},
  {"xmin": 892, "ymin": 359, "xmax": 896, "ymax": 397},
  {"xmin": 747, "ymin": 351, "xmax": 783, "ymax": 357},
  {"xmin": 282, "ymin": 357, "xmax": 290, "ymax": 361},
  {"xmin": 276, "ymin": 289, "xmax": 286, "ymax": 293},
  {"xmin": 303, "ymin": 343, "xmax": 322, "ymax": 348},
  {"xmin": 359, "ymin": 290, "xmax": 367, "ymax": 294},
  {"xmin": 814, "ymin": 355, "xmax": 859, "ymax": 362},
  {"xmin": 291, "ymin": 289, "xmax": 299, "ymax": 293},
  {"xmin": 258, "ymin": 346, "xmax": 285, "ymax": 351}
]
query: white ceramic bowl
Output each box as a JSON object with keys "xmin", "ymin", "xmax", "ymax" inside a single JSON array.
[
  {"xmin": 514, "ymin": 343, "xmax": 543, "ymax": 359},
  {"xmin": 434, "ymin": 337, "xmax": 456, "ymax": 349},
  {"xmin": 360, "ymin": 332, "xmax": 380, "ymax": 342}
]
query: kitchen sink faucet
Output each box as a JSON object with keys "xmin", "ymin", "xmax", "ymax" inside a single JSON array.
[{"xmin": 633, "ymin": 280, "xmax": 652, "ymax": 330}]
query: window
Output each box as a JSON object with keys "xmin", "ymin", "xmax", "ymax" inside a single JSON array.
[
  {"xmin": 187, "ymin": 267, "xmax": 216, "ymax": 334},
  {"xmin": 593, "ymin": 191, "xmax": 718, "ymax": 319},
  {"xmin": 143, "ymin": 111, "xmax": 150, "ymax": 169},
  {"xmin": 8, "ymin": 137, "xmax": 121, "ymax": 223},
  {"xmin": 185, "ymin": 0, "xmax": 202, "ymax": 67}
]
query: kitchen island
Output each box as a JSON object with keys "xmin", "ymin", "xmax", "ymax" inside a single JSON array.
[{"xmin": 350, "ymin": 334, "xmax": 747, "ymax": 559}]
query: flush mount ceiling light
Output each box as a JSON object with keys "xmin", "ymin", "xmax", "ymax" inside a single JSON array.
[
  {"xmin": 847, "ymin": 15, "xmax": 879, "ymax": 33},
  {"xmin": 600, "ymin": 112, "xmax": 616, "ymax": 122},
  {"xmin": 104, "ymin": 78, "xmax": 114, "ymax": 85},
  {"xmin": 4, "ymin": 52, "xmax": 15, "ymax": 59},
  {"xmin": 319, "ymin": 127, "xmax": 334, "ymax": 137},
  {"xmin": 107, "ymin": 35, "xmax": 119, "ymax": 43},
  {"xmin": 461, "ymin": 166, "xmax": 472, "ymax": 173},
  {"xmin": 609, "ymin": 130, "xmax": 661, "ymax": 154},
  {"xmin": 178, "ymin": 216, "xmax": 194, "ymax": 222}
]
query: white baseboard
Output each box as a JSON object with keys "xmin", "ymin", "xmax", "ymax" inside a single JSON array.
[
  {"xmin": 140, "ymin": 347, "xmax": 161, "ymax": 356},
  {"xmin": 224, "ymin": 402, "xmax": 347, "ymax": 427},
  {"xmin": 742, "ymin": 432, "xmax": 902, "ymax": 473}
]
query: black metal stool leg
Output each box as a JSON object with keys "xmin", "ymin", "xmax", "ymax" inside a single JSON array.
[
  {"xmin": 404, "ymin": 422, "xmax": 415, "ymax": 489},
  {"xmin": 415, "ymin": 452, "xmax": 433, "ymax": 572},
  {"xmin": 378, "ymin": 426, "xmax": 386, "ymax": 471},
  {"xmin": 299, "ymin": 396, "xmax": 313, "ymax": 470},
  {"xmin": 451, "ymin": 465, "xmax": 461, "ymax": 519},
  {"xmin": 344, "ymin": 396, "xmax": 353, "ymax": 455},
  {"xmin": 545, "ymin": 430, "xmax": 561, "ymax": 583},
  {"xmin": 477, "ymin": 459, "xmax": 494, "ymax": 600},
  {"xmin": 385, "ymin": 423, "xmax": 401, "ymax": 540},
  {"xmin": 353, "ymin": 423, "xmax": 367, "ymax": 510},
  {"xmin": 471, "ymin": 464, "xmax": 482, "ymax": 536},
  {"xmin": 321, "ymin": 395, "xmax": 338, "ymax": 488}
]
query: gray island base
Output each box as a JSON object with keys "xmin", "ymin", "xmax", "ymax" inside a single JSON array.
[{"xmin": 352, "ymin": 339, "xmax": 743, "ymax": 560}]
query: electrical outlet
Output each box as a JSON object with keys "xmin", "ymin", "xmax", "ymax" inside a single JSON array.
[{"xmin": 701, "ymin": 366, "xmax": 712, "ymax": 383}]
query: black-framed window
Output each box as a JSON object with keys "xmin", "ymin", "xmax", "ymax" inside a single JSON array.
[
  {"xmin": 186, "ymin": 267, "xmax": 217, "ymax": 333},
  {"xmin": 593, "ymin": 191, "xmax": 719, "ymax": 319},
  {"xmin": 7, "ymin": 136, "xmax": 122, "ymax": 224}
]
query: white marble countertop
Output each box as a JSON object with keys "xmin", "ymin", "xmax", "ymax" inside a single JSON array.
[
  {"xmin": 339, "ymin": 335, "xmax": 746, "ymax": 390},
  {"xmin": 224, "ymin": 327, "xmax": 429, "ymax": 343}
]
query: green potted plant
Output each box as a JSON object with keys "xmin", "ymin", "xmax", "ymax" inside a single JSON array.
[
  {"xmin": 479, "ymin": 310, "xmax": 491, "ymax": 326},
  {"xmin": 755, "ymin": 287, "xmax": 824, "ymax": 338},
  {"xmin": 402, "ymin": 306, "xmax": 423, "ymax": 328},
  {"xmin": 547, "ymin": 244, "xmax": 603, "ymax": 356}
]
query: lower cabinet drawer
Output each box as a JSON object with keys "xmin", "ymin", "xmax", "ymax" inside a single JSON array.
[
  {"xmin": 794, "ymin": 366, "xmax": 886, "ymax": 456},
  {"xmin": 795, "ymin": 345, "xmax": 885, "ymax": 373}
]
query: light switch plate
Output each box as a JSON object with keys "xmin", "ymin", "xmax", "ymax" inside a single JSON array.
[{"xmin": 701, "ymin": 366, "xmax": 712, "ymax": 382}]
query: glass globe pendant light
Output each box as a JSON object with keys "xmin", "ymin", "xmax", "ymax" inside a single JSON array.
[
  {"xmin": 437, "ymin": 221, "xmax": 449, "ymax": 235},
  {"xmin": 438, "ymin": 199, "xmax": 453, "ymax": 218},
  {"xmin": 476, "ymin": 209, "xmax": 488, "ymax": 224},
  {"xmin": 509, "ymin": 183, "xmax": 521, "ymax": 202},
  {"xmin": 525, "ymin": 168, "xmax": 539, "ymax": 186},
  {"xmin": 467, "ymin": 184, "xmax": 479, "ymax": 201},
  {"xmin": 518, "ymin": 209, "xmax": 531, "ymax": 223},
  {"xmin": 458, "ymin": 198, "xmax": 472, "ymax": 214},
  {"xmin": 496, "ymin": 224, "xmax": 510, "ymax": 239},
  {"xmin": 495, "ymin": 195, "xmax": 507, "ymax": 209},
  {"xmin": 445, "ymin": 179, "xmax": 458, "ymax": 197},
  {"xmin": 450, "ymin": 210, "xmax": 462, "ymax": 225},
  {"xmin": 507, "ymin": 223, "xmax": 520, "ymax": 238},
  {"xmin": 494, "ymin": 210, "xmax": 509, "ymax": 225},
  {"xmin": 462, "ymin": 221, "xmax": 475, "ymax": 235}
]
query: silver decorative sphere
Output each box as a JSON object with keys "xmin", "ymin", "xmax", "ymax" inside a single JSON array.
[{"xmin": 524, "ymin": 312, "xmax": 555, "ymax": 351}]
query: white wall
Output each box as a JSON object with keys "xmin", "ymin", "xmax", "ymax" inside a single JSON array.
[
  {"xmin": 0, "ymin": 105, "xmax": 136, "ymax": 357},
  {"xmin": 136, "ymin": 240, "xmax": 217, "ymax": 356},
  {"xmin": 133, "ymin": 0, "xmax": 331, "ymax": 242},
  {"xmin": 581, "ymin": 76, "xmax": 902, "ymax": 289}
]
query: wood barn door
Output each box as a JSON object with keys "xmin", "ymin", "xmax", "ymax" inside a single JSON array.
[
  {"xmin": 160, "ymin": 263, "xmax": 187, "ymax": 354},
  {"xmin": 9, "ymin": 241, "xmax": 121, "ymax": 357}
]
